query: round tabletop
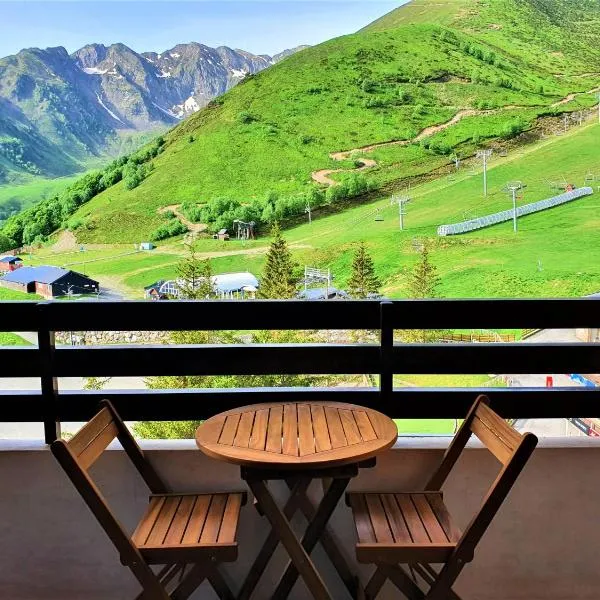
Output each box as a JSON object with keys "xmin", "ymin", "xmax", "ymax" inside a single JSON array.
[{"xmin": 195, "ymin": 401, "xmax": 398, "ymax": 470}]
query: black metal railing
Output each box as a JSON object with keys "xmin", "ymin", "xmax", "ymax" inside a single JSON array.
[{"xmin": 2, "ymin": 299, "xmax": 600, "ymax": 443}]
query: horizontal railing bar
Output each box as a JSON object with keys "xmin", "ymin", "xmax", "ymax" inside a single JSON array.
[
  {"xmin": 386, "ymin": 298, "xmax": 600, "ymax": 329},
  {"xmin": 53, "ymin": 344, "xmax": 381, "ymax": 376},
  {"xmin": 43, "ymin": 300, "xmax": 382, "ymax": 331},
  {"xmin": 5, "ymin": 298, "xmax": 600, "ymax": 332},
  {"xmin": 391, "ymin": 343, "xmax": 600, "ymax": 374},
  {"xmin": 0, "ymin": 303, "xmax": 40, "ymax": 332},
  {"xmin": 2, "ymin": 387, "xmax": 600, "ymax": 421},
  {"xmin": 0, "ymin": 348, "xmax": 41, "ymax": 377}
]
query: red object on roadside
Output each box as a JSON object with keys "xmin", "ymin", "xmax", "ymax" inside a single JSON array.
[{"xmin": 546, "ymin": 376, "xmax": 553, "ymax": 387}]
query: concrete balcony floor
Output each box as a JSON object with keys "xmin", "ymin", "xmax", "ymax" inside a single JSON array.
[{"xmin": 1, "ymin": 436, "xmax": 599, "ymax": 600}]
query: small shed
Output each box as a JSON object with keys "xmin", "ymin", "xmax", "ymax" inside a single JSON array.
[
  {"xmin": 0, "ymin": 256, "xmax": 23, "ymax": 272},
  {"xmin": 213, "ymin": 229, "xmax": 230, "ymax": 241},
  {"xmin": 140, "ymin": 242, "xmax": 155, "ymax": 251},
  {"xmin": 144, "ymin": 280, "xmax": 168, "ymax": 300}
]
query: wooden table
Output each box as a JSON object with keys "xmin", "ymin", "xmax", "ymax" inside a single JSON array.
[{"xmin": 196, "ymin": 401, "xmax": 398, "ymax": 600}]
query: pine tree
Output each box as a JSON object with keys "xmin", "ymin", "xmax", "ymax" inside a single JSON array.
[
  {"xmin": 259, "ymin": 222, "xmax": 298, "ymax": 299},
  {"xmin": 408, "ymin": 245, "xmax": 440, "ymax": 299},
  {"xmin": 176, "ymin": 244, "xmax": 214, "ymax": 299},
  {"xmin": 348, "ymin": 242, "xmax": 381, "ymax": 299},
  {"xmin": 400, "ymin": 244, "xmax": 442, "ymax": 343}
]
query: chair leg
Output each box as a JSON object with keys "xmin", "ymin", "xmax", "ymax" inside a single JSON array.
[
  {"xmin": 170, "ymin": 563, "xmax": 208, "ymax": 600},
  {"xmin": 383, "ymin": 566, "xmax": 425, "ymax": 600},
  {"xmin": 206, "ymin": 566, "xmax": 235, "ymax": 600},
  {"xmin": 424, "ymin": 559, "xmax": 466, "ymax": 600},
  {"xmin": 364, "ymin": 567, "xmax": 387, "ymax": 599}
]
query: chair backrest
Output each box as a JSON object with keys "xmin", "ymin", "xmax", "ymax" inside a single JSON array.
[
  {"xmin": 51, "ymin": 400, "xmax": 169, "ymax": 572},
  {"xmin": 426, "ymin": 395, "xmax": 538, "ymax": 560}
]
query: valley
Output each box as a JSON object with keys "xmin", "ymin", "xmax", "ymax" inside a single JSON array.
[{"xmin": 2, "ymin": 0, "xmax": 600, "ymax": 304}]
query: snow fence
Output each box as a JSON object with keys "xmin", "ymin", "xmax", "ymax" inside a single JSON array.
[{"xmin": 437, "ymin": 187, "xmax": 594, "ymax": 236}]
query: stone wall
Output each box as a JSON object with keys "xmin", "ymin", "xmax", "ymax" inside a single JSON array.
[{"xmin": 55, "ymin": 330, "xmax": 169, "ymax": 345}]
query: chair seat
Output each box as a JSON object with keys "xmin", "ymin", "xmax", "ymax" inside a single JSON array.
[
  {"xmin": 348, "ymin": 492, "xmax": 462, "ymax": 564},
  {"xmin": 132, "ymin": 492, "xmax": 245, "ymax": 564}
]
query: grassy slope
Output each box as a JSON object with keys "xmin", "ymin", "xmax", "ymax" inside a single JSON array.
[
  {"xmin": 0, "ymin": 287, "xmax": 41, "ymax": 301},
  {"xmin": 22, "ymin": 116, "xmax": 600, "ymax": 301},
  {"xmin": 67, "ymin": 0, "xmax": 600, "ymax": 243},
  {"xmin": 0, "ymin": 332, "xmax": 30, "ymax": 346}
]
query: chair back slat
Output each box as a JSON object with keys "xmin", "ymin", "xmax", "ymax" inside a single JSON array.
[
  {"xmin": 470, "ymin": 403, "xmax": 522, "ymax": 465},
  {"xmin": 67, "ymin": 407, "xmax": 119, "ymax": 471}
]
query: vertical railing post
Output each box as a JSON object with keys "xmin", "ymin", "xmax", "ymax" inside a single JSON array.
[
  {"xmin": 38, "ymin": 303, "xmax": 60, "ymax": 444},
  {"xmin": 380, "ymin": 301, "xmax": 394, "ymax": 401}
]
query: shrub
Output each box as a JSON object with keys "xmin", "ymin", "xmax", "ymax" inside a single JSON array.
[
  {"xmin": 150, "ymin": 219, "xmax": 188, "ymax": 241},
  {"xmin": 238, "ymin": 111, "xmax": 255, "ymax": 124}
]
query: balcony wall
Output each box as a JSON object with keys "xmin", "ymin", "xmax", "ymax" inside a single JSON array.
[{"xmin": 1, "ymin": 437, "xmax": 599, "ymax": 600}]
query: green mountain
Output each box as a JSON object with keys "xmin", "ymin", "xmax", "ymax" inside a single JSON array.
[{"xmin": 2, "ymin": 0, "xmax": 600, "ymax": 247}]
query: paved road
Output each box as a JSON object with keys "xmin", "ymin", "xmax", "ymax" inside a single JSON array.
[{"xmin": 0, "ymin": 376, "xmax": 145, "ymax": 439}]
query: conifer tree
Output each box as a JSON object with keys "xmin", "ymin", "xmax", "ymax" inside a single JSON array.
[
  {"xmin": 176, "ymin": 244, "xmax": 214, "ymax": 299},
  {"xmin": 259, "ymin": 222, "xmax": 298, "ymax": 299},
  {"xmin": 348, "ymin": 242, "xmax": 381, "ymax": 299},
  {"xmin": 400, "ymin": 244, "xmax": 442, "ymax": 343},
  {"xmin": 408, "ymin": 245, "xmax": 440, "ymax": 298}
]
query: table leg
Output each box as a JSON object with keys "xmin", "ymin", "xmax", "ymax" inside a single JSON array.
[
  {"xmin": 247, "ymin": 478, "xmax": 333, "ymax": 600},
  {"xmin": 285, "ymin": 479, "xmax": 357, "ymax": 598},
  {"xmin": 272, "ymin": 477, "xmax": 351, "ymax": 600},
  {"xmin": 238, "ymin": 478, "xmax": 311, "ymax": 600}
]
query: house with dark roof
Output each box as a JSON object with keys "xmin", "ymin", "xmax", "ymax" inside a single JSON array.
[
  {"xmin": 0, "ymin": 266, "xmax": 99, "ymax": 299},
  {"xmin": 0, "ymin": 256, "xmax": 23, "ymax": 272}
]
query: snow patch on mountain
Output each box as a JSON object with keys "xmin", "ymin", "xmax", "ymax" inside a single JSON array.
[
  {"xmin": 157, "ymin": 70, "xmax": 172, "ymax": 78},
  {"xmin": 170, "ymin": 52, "xmax": 180, "ymax": 58},
  {"xmin": 96, "ymin": 94, "xmax": 124, "ymax": 124},
  {"xmin": 82, "ymin": 67, "xmax": 108, "ymax": 75},
  {"xmin": 231, "ymin": 68, "xmax": 247, "ymax": 78},
  {"xmin": 152, "ymin": 102, "xmax": 179, "ymax": 120},
  {"xmin": 184, "ymin": 96, "xmax": 200, "ymax": 112}
]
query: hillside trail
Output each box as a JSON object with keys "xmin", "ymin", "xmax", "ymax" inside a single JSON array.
[
  {"xmin": 158, "ymin": 204, "xmax": 207, "ymax": 233},
  {"xmin": 311, "ymin": 85, "xmax": 600, "ymax": 187}
]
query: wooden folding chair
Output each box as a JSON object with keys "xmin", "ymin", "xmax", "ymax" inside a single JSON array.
[
  {"xmin": 51, "ymin": 400, "xmax": 246, "ymax": 600},
  {"xmin": 347, "ymin": 395, "xmax": 538, "ymax": 600}
]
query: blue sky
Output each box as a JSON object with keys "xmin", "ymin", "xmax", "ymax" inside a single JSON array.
[{"xmin": 0, "ymin": 1, "xmax": 404, "ymax": 58}]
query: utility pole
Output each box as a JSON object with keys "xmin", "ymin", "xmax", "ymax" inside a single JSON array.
[
  {"xmin": 391, "ymin": 195, "xmax": 410, "ymax": 231},
  {"xmin": 477, "ymin": 149, "xmax": 493, "ymax": 197},
  {"xmin": 305, "ymin": 202, "xmax": 312, "ymax": 225},
  {"xmin": 504, "ymin": 181, "xmax": 525, "ymax": 234}
]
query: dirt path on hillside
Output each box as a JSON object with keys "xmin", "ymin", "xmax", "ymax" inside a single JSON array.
[
  {"xmin": 159, "ymin": 204, "xmax": 207, "ymax": 234},
  {"xmin": 311, "ymin": 85, "xmax": 600, "ymax": 187},
  {"xmin": 312, "ymin": 108, "xmax": 495, "ymax": 186}
]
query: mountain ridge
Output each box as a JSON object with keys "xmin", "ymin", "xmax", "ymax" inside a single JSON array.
[
  {"xmin": 2, "ymin": 0, "xmax": 600, "ymax": 249},
  {"xmin": 0, "ymin": 40, "xmax": 308, "ymax": 183}
]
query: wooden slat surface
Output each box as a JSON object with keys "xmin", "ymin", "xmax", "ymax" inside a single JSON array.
[
  {"xmin": 266, "ymin": 405, "xmax": 283, "ymax": 454},
  {"xmin": 298, "ymin": 403, "xmax": 315, "ymax": 456},
  {"xmin": 133, "ymin": 493, "xmax": 244, "ymax": 551},
  {"xmin": 196, "ymin": 402, "xmax": 398, "ymax": 469},
  {"xmin": 77, "ymin": 421, "xmax": 119, "ymax": 471},
  {"xmin": 282, "ymin": 404, "xmax": 299, "ymax": 457},
  {"xmin": 340, "ymin": 409, "xmax": 362, "ymax": 445},
  {"xmin": 182, "ymin": 495, "xmax": 211, "ymax": 545},
  {"xmin": 249, "ymin": 408, "xmax": 269, "ymax": 451},
  {"xmin": 311, "ymin": 404, "xmax": 332, "ymax": 452},
  {"xmin": 325, "ymin": 407, "xmax": 347, "ymax": 449},
  {"xmin": 234, "ymin": 411, "xmax": 255, "ymax": 449},
  {"xmin": 350, "ymin": 492, "xmax": 461, "ymax": 563}
]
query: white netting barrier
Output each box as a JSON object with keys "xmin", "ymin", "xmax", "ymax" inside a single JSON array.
[{"xmin": 437, "ymin": 187, "xmax": 594, "ymax": 236}]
